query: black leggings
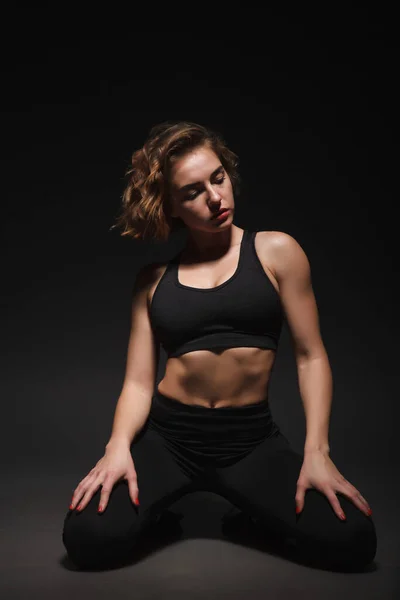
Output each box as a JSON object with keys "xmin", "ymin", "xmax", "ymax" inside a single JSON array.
[{"xmin": 62, "ymin": 390, "xmax": 377, "ymax": 570}]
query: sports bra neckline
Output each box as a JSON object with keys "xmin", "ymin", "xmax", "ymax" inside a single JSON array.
[{"xmin": 173, "ymin": 229, "xmax": 248, "ymax": 292}]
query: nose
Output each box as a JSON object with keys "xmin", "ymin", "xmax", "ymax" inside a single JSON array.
[{"xmin": 207, "ymin": 184, "xmax": 222, "ymax": 203}]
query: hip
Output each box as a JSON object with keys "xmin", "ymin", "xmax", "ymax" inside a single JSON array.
[{"xmin": 148, "ymin": 388, "xmax": 281, "ymax": 442}]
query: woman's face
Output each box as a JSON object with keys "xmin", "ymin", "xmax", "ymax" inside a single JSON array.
[{"xmin": 168, "ymin": 144, "xmax": 234, "ymax": 232}]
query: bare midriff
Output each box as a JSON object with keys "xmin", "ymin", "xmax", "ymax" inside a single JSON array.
[
  {"xmin": 157, "ymin": 346, "xmax": 277, "ymax": 408},
  {"xmin": 147, "ymin": 228, "xmax": 280, "ymax": 409}
]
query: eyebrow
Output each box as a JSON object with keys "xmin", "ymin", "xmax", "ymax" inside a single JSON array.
[{"xmin": 178, "ymin": 165, "xmax": 224, "ymax": 192}]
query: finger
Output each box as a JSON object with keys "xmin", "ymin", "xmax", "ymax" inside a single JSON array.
[
  {"xmin": 355, "ymin": 490, "xmax": 371, "ymax": 510},
  {"xmin": 97, "ymin": 474, "xmax": 119, "ymax": 513},
  {"xmin": 295, "ymin": 485, "xmax": 306, "ymax": 513},
  {"xmin": 70, "ymin": 472, "xmax": 97, "ymax": 509},
  {"xmin": 70, "ymin": 484, "xmax": 87, "ymax": 509},
  {"xmin": 358, "ymin": 494, "xmax": 372, "ymax": 512},
  {"xmin": 338, "ymin": 479, "xmax": 372, "ymax": 514},
  {"xmin": 325, "ymin": 489, "xmax": 346, "ymax": 520},
  {"xmin": 126, "ymin": 473, "xmax": 139, "ymax": 507},
  {"xmin": 76, "ymin": 479, "xmax": 102, "ymax": 512},
  {"xmin": 339, "ymin": 483, "xmax": 372, "ymax": 516}
]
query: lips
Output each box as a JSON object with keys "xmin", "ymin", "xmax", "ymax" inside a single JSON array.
[{"xmin": 212, "ymin": 208, "xmax": 229, "ymax": 219}]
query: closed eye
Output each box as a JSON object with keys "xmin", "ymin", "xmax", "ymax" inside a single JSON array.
[
  {"xmin": 184, "ymin": 174, "xmax": 226, "ymax": 200},
  {"xmin": 185, "ymin": 189, "xmax": 200, "ymax": 200}
]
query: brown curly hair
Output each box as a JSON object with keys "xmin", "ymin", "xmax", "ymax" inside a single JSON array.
[{"xmin": 110, "ymin": 121, "xmax": 240, "ymax": 242}]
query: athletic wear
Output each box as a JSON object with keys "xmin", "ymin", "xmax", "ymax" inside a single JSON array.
[
  {"xmin": 150, "ymin": 230, "xmax": 284, "ymax": 358},
  {"xmin": 62, "ymin": 230, "xmax": 377, "ymax": 572},
  {"xmin": 62, "ymin": 389, "xmax": 378, "ymax": 571},
  {"xmin": 148, "ymin": 389, "xmax": 281, "ymax": 473}
]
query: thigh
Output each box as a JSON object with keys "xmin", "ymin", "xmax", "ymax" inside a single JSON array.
[
  {"xmin": 130, "ymin": 422, "xmax": 197, "ymax": 517},
  {"xmin": 213, "ymin": 432, "xmax": 377, "ymax": 567},
  {"xmin": 62, "ymin": 423, "xmax": 195, "ymax": 564},
  {"xmin": 213, "ymin": 432, "xmax": 301, "ymax": 535}
]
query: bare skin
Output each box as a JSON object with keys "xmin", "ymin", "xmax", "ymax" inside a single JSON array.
[
  {"xmin": 148, "ymin": 227, "xmax": 280, "ymax": 408},
  {"xmin": 68, "ymin": 145, "xmax": 374, "ymax": 521}
]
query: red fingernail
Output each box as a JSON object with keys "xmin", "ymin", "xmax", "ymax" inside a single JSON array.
[
  {"xmin": 134, "ymin": 497, "xmax": 140, "ymax": 506},
  {"xmin": 98, "ymin": 505, "xmax": 103, "ymax": 513},
  {"xmin": 367, "ymin": 508, "xmax": 372, "ymax": 516},
  {"xmin": 76, "ymin": 504, "xmax": 82, "ymax": 511},
  {"xmin": 339, "ymin": 512, "xmax": 346, "ymax": 520},
  {"xmin": 295, "ymin": 506, "xmax": 301, "ymax": 514},
  {"xmin": 69, "ymin": 503, "xmax": 74, "ymax": 510}
]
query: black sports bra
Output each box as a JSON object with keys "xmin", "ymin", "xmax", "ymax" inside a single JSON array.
[{"xmin": 150, "ymin": 229, "xmax": 284, "ymax": 358}]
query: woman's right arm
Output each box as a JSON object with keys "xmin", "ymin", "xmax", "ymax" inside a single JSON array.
[
  {"xmin": 105, "ymin": 263, "xmax": 160, "ymax": 451},
  {"xmin": 69, "ymin": 263, "xmax": 162, "ymax": 514}
]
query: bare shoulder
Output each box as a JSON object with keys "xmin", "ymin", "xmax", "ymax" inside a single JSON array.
[
  {"xmin": 256, "ymin": 230, "xmax": 300, "ymax": 250},
  {"xmin": 256, "ymin": 230, "xmax": 310, "ymax": 280}
]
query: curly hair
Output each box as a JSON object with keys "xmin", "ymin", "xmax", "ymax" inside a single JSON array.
[{"xmin": 110, "ymin": 121, "xmax": 240, "ymax": 242}]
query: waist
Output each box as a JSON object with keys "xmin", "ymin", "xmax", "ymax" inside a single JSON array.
[
  {"xmin": 148, "ymin": 389, "xmax": 281, "ymax": 468},
  {"xmin": 149, "ymin": 389, "xmax": 280, "ymax": 436},
  {"xmin": 152, "ymin": 389, "xmax": 272, "ymax": 413}
]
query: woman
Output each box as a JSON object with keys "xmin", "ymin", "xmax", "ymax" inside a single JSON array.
[{"xmin": 62, "ymin": 121, "xmax": 377, "ymax": 571}]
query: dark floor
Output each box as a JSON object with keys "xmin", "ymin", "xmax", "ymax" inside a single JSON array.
[{"xmin": 1, "ymin": 465, "xmax": 398, "ymax": 599}]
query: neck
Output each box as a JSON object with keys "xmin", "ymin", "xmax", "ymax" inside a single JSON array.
[{"xmin": 184, "ymin": 225, "xmax": 242, "ymax": 260}]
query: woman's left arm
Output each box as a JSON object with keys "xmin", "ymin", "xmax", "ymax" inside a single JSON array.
[{"xmin": 266, "ymin": 231, "xmax": 372, "ymax": 520}]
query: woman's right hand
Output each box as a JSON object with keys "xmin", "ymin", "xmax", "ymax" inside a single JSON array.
[{"xmin": 69, "ymin": 441, "xmax": 140, "ymax": 513}]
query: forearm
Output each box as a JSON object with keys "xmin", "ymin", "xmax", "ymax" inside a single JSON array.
[
  {"xmin": 296, "ymin": 351, "xmax": 332, "ymax": 455},
  {"xmin": 106, "ymin": 383, "xmax": 153, "ymax": 450}
]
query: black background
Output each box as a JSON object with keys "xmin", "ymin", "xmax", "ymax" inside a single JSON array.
[
  {"xmin": 2, "ymin": 7, "xmax": 398, "ymax": 481},
  {"xmin": 1, "ymin": 5, "xmax": 399, "ymax": 594}
]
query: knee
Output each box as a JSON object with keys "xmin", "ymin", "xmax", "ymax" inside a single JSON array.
[
  {"xmin": 317, "ymin": 516, "xmax": 377, "ymax": 570},
  {"xmin": 340, "ymin": 517, "xmax": 377, "ymax": 569},
  {"xmin": 62, "ymin": 509, "xmax": 142, "ymax": 570}
]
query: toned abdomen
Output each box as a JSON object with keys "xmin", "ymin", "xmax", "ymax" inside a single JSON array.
[{"xmin": 157, "ymin": 346, "xmax": 277, "ymax": 408}]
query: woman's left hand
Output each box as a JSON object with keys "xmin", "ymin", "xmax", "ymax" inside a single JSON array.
[{"xmin": 295, "ymin": 451, "xmax": 372, "ymax": 520}]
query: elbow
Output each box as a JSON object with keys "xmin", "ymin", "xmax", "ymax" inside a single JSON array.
[{"xmin": 295, "ymin": 342, "xmax": 328, "ymax": 368}]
